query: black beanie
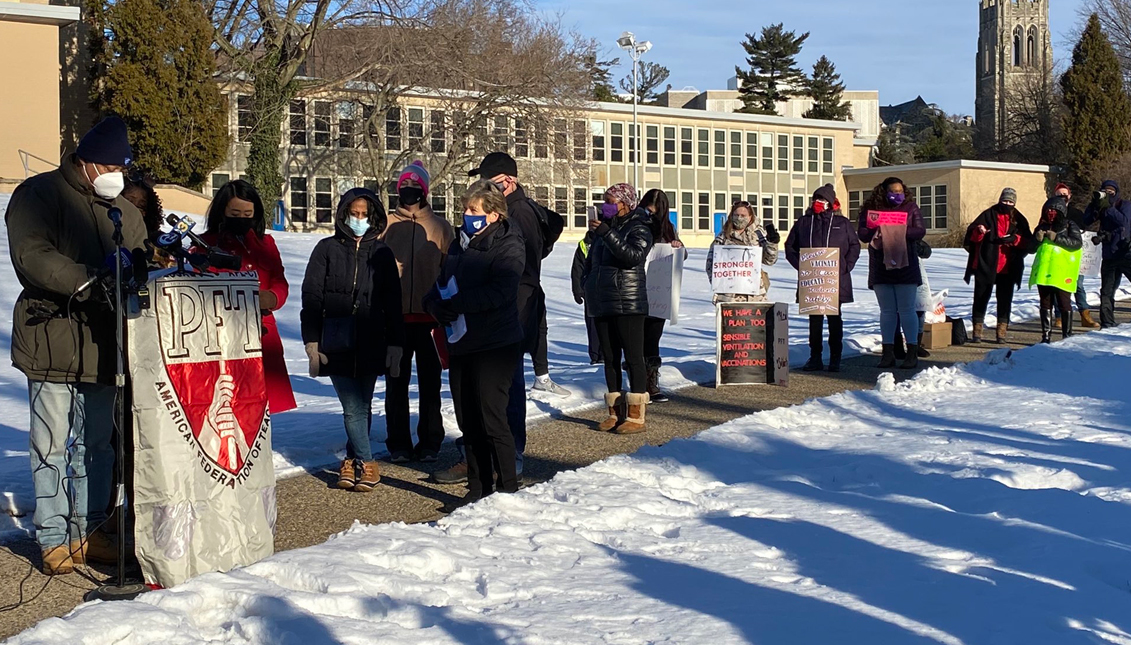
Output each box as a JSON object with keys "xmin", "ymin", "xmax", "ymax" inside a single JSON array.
[
  {"xmin": 76, "ymin": 117, "xmax": 133, "ymax": 167},
  {"xmin": 813, "ymin": 183, "xmax": 836, "ymax": 205}
]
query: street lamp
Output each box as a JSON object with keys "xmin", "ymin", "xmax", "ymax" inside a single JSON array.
[{"xmin": 618, "ymin": 31, "xmax": 651, "ymax": 190}]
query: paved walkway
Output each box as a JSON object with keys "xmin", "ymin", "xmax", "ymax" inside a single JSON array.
[{"xmin": 2, "ymin": 304, "xmax": 1128, "ymax": 639}]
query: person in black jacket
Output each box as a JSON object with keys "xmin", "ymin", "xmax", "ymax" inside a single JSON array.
[
  {"xmin": 1033, "ymin": 196, "xmax": 1084, "ymax": 343},
  {"xmin": 1053, "ymin": 183, "xmax": 1099, "ymax": 328},
  {"xmin": 582, "ymin": 183, "xmax": 655, "ymax": 435},
  {"xmin": 571, "ymin": 230, "xmax": 603, "ymax": 365},
  {"xmin": 963, "ymin": 188, "xmax": 1035, "ymax": 344},
  {"xmin": 639, "ymin": 189, "xmax": 687, "ymax": 403},
  {"xmin": 424, "ymin": 180, "xmax": 525, "ymax": 506},
  {"xmin": 301, "ymin": 188, "xmax": 405, "ymax": 493}
]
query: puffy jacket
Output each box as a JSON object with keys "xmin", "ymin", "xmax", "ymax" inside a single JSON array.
[
  {"xmin": 424, "ymin": 220, "xmax": 525, "ymax": 356},
  {"xmin": 1083, "ymin": 189, "xmax": 1131, "ymax": 260},
  {"xmin": 858, "ymin": 199, "xmax": 927, "ymax": 288},
  {"xmin": 785, "ymin": 209, "xmax": 862, "ymax": 305},
  {"xmin": 582, "ymin": 208, "xmax": 655, "ymax": 317},
  {"xmin": 300, "ymin": 188, "xmax": 405, "ymax": 378},
  {"xmin": 962, "ymin": 206, "xmax": 1035, "ymax": 288},
  {"xmin": 380, "ymin": 203, "xmax": 453, "ymax": 317},
  {"xmin": 7, "ymin": 155, "xmax": 146, "ymax": 384}
]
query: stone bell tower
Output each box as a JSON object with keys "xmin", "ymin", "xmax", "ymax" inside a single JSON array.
[{"xmin": 975, "ymin": 0, "xmax": 1053, "ymax": 155}]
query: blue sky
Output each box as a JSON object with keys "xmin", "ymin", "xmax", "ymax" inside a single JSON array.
[{"xmin": 536, "ymin": 0, "xmax": 1081, "ymax": 115}]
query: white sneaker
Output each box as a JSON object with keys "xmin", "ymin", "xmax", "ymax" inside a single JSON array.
[{"xmin": 532, "ymin": 377, "xmax": 571, "ymax": 397}]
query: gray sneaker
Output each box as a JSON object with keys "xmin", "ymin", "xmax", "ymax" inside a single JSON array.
[{"xmin": 532, "ymin": 378, "xmax": 571, "ymax": 397}]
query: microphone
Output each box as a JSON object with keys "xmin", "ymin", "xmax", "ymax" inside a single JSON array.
[
  {"xmin": 164, "ymin": 214, "xmax": 242, "ymax": 270},
  {"xmin": 73, "ymin": 249, "xmax": 132, "ymax": 296},
  {"xmin": 165, "ymin": 214, "xmax": 209, "ymax": 250},
  {"xmin": 107, "ymin": 206, "xmax": 122, "ymax": 227}
]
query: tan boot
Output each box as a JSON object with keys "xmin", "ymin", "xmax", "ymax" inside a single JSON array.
[
  {"xmin": 69, "ymin": 540, "xmax": 85, "ymax": 566},
  {"xmin": 972, "ymin": 322, "xmax": 984, "ymax": 343},
  {"xmin": 353, "ymin": 461, "xmax": 381, "ymax": 492},
  {"xmin": 1081, "ymin": 310, "xmax": 1100, "ymax": 329},
  {"xmin": 84, "ymin": 529, "xmax": 119, "ymax": 565},
  {"xmin": 615, "ymin": 393, "xmax": 650, "ymax": 435},
  {"xmin": 337, "ymin": 458, "xmax": 357, "ymax": 490},
  {"xmin": 996, "ymin": 322, "xmax": 1009, "ymax": 344},
  {"xmin": 40, "ymin": 544, "xmax": 74, "ymax": 575},
  {"xmin": 597, "ymin": 393, "xmax": 623, "ymax": 432}
]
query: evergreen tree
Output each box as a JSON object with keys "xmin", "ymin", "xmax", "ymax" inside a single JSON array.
[
  {"xmin": 88, "ymin": 0, "xmax": 228, "ymax": 189},
  {"xmin": 913, "ymin": 113, "xmax": 975, "ymax": 162},
  {"xmin": 1061, "ymin": 13, "xmax": 1131, "ymax": 189},
  {"xmin": 619, "ymin": 62, "xmax": 671, "ymax": 103},
  {"xmin": 585, "ymin": 52, "xmax": 621, "ymax": 102},
  {"xmin": 734, "ymin": 23, "xmax": 809, "ymax": 115},
  {"xmin": 803, "ymin": 56, "xmax": 852, "ymax": 121},
  {"xmin": 874, "ymin": 128, "xmax": 915, "ymax": 167}
]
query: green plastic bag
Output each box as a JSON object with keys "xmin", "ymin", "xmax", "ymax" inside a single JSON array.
[{"xmin": 1029, "ymin": 241, "xmax": 1082, "ymax": 292}]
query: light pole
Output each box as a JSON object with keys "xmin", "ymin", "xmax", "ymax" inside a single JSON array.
[{"xmin": 617, "ymin": 31, "xmax": 651, "ymax": 190}]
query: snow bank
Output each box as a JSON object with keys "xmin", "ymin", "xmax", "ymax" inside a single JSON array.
[{"xmin": 10, "ymin": 321, "xmax": 1131, "ymax": 643}]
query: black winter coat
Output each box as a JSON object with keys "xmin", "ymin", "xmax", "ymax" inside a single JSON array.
[
  {"xmin": 1034, "ymin": 216, "xmax": 1084, "ymax": 252},
  {"xmin": 582, "ymin": 208, "xmax": 656, "ymax": 318},
  {"xmin": 300, "ymin": 188, "xmax": 405, "ymax": 378},
  {"xmin": 962, "ymin": 206, "xmax": 1036, "ymax": 288},
  {"xmin": 424, "ymin": 220, "xmax": 526, "ymax": 356},
  {"xmin": 784, "ymin": 209, "xmax": 862, "ymax": 304},
  {"xmin": 507, "ymin": 186, "xmax": 544, "ymax": 349},
  {"xmin": 571, "ymin": 231, "xmax": 596, "ymax": 306},
  {"xmin": 857, "ymin": 200, "xmax": 927, "ymax": 288}
]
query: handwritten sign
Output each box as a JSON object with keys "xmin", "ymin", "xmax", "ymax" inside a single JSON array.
[
  {"xmin": 797, "ymin": 247, "xmax": 840, "ymax": 316},
  {"xmin": 711, "ymin": 245, "xmax": 762, "ymax": 296},
  {"xmin": 1080, "ymin": 238, "xmax": 1102, "ymax": 279},
  {"xmin": 645, "ymin": 244, "xmax": 684, "ymax": 324},
  {"xmin": 716, "ymin": 302, "xmax": 788, "ymax": 387},
  {"xmin": 867, "ymin": 210, "xmax": 908, "ymax": 227}
]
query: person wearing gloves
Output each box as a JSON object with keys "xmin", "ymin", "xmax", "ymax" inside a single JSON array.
[
  {"xmin": 963, "ymin": 187, "xmax": 1035, "ymax": 344},
  {"xmin": 1054, "ymin": 183, "xmax": 1099, "ymax": 328},
  {"xmin": 1083, "ymin": 179, "xmax": 1131, "ymax": 329},
  {"xmin": 582, "ymin": 183, "xmax": 655, "ymax": 435},
  {"xmin": 858, "ymin": 177, "xmax": 927, "ymax": 369},
  {"xmin": 639, "ymin": 189, "xmax": 686, "ymax": 403},
  {"xmin": 571, "ymin": 229, "xmax": 603, "ymax": 365},
  {"xmin": 301, "ymin": 188, "xmax": 404, "ymax": 492},
  {"xmin": 1032, "ymin": 196, "xmax": 1084, "ymax": 343},
  {"xmin": 423, "ymin": 180, "xmax": 525, "ymax": 507},
  {"xmin": 785, "ymin": 184, "xmax": 861, "ymax": 373},
  {"xmin": 706, "ymin": 201, "xmax": 780, "ymax": 303},
  {"xmin": 202, "ymin": 180, "xmax": 297, "ymax": 414},
  {"xmin": 379, "ymin": 161, "xmax": 453, "ymax": 464}
]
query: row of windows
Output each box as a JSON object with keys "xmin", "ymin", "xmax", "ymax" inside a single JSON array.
[
  {"xmin": 234, "ymin": 95, "xmax": 837, "ymax": 175},
  {"xmin": 846, "ymin": 184, "xmax": 949, "ymax": 231}
]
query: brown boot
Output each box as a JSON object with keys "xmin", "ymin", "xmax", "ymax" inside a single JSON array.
[
  {"xmin": 615, "ymin": 393, "xmax": 649, "ymax": 435},
  {"xmin": 1081, "ymin": 310, "xmax": 1099, "ymax": 329},
  {"xmin": 40, "ymin": 544, "xmax": 74, "ymax": 575},
  {"xmin": 353, "ymin": 460, "xmax": 380, "ymax": 492},
  {"xmin": 337, "ymin": 458, "xmax": 357, "ymax": 490},
  {"xmin": 597, "ymin": 392, "xmax": 623, "ymax": 432},
  {"xmin": 84, "ymin": 529, "xmax": 118, "ymax": 565},
  {"xmin": 971, "ymin": 322, "xmax": 984, "ymax": 343},
  {"xmin": 996, "ymin": 322, "xmax": 1009, "ymax": 344}
]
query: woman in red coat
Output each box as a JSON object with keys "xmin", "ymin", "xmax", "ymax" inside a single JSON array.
[{"xmin": 200, "ymin": 180, "xmax": 297, "ymax": 414}]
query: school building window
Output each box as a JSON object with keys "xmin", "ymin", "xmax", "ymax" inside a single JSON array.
[
  {"xmin": 646, "ymin": 125, "xmax": 659, "ymax": 165},
  {"xmin": 211, "ymin": 173, "xmax": 229, "ymax": 197},
  {"xmin": 610, "ymin": 122, "xmax": 624, "ymax": 163},
  {"xmin": 591, "ymin": 121, "xmax": 606, "ymax": 162},
  {"xmin": 746, "ymin": 132, "xmax": 758, "ymax": 170},
  {"xmin": 697, "ymin": 128, "xmax": 709, "ymax": 167},
  {"xmin": 407, "ymin": 108, "xmax": 424, "ymax": 149},
  {"xmin": 288, "ymin": 99, "xmax": 306, "ymax": 146},
  {"xmin": 385, "ymin": 107, "xmax": 401, "ymax": 151},
  {"xmin": 762, "ymin": 133, "xmax": 773, "ymax": 171},
  {"xmin": 514, "ymin": 118, "xmax": 528, "ymax": 158},
  {"xmin": 431, "ymin": 111, "xmax": 446, "ymax": 153},
  {"xmin": 386, "ymin": 181, "xmax": 399, "ymax": 211},
  {"xmin": 337, "ymin": 102, "xmax": 356, "ymax": 148},
  {"xmin": 432, "ymin": 184, "xmax": 447, "ymax": 219},
  {"xmin": 554, "ymin": 119, "xmax": 568, "ymax": 159},
  {"xmin": 535, "ymin": 186, "xmax": 550, "ymax": 205},
  {"xmin": 915, "ymin": 184, "xmax": 949, "ymax": 230},
  {"xmin": 289, "ymin": 177, "xmax": 307, "ymax": 222},
  {"xmin": 761, "ymin": 196, "xmax": 773, "ymax": 227},
  {"xmin": 714, "ymin": 193, "xmax": 727, "ymax": 224},
  {"xmin": 822, "ymin": 137, "xmax": 835, "ymax": 175},
  {"xmin": 534, "ymin": 124, "xmax": 548, "ymax": 159},
  {"xmin": 730, "ymin": 131, "xmax": 742, "ymax": 169},
  {"xmin": 554, "ymin": 187, "xmax": 568, "ymax": 217},
  {"xmin": 793, "ymin": 135, "xmax": 804, "ymax": 173},
  {"xmin": 315, "ymin": 178, "xmax": 333, "ymax": 223},
  {"xmin": 793, "ymin": 195, "xmax": 805, "ymax": 226},
  {"xmin": 681, "ymin": 191, "xmax": 693, "ymax": 231},
  {"xmin": 777, "ymin": 194, "xmax": 789, "ymax": 231},
  {"xmin": 663, "ymin": 126, "xmax": 676, "ymax": 165},
  {"xmin": 573, "ymin": 120, "xmax": 587, "ymax": 161},
  {"xmin": 236, "ymin": 95, "xmax": 252, "ymax": 142},
  {"xmin": 777, "ymin": 134, "xmax": 788, "ymax": 172},
  {"xmin": 573, "ymin": 187, "xmax": 588, "ymax": 228},
  {"xmin": 680, "ymin": 127, "xmax": 693, "ymax": 166},
  {"xmin": 808, "ymin": 136, "xmax": 819, "ymax": 173},
  {"xmin": 697, "ymin": 192, "xmax": 710, "ymax": 231},
  {"xmin": 714, "ymin": 130, "xmax": 726, "ymax": 168},
  {"xmin": 312, "ymin": 101, "xmax": 331, "ymax": 147}
]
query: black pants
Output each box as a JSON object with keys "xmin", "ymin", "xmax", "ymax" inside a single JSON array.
[
  {"xmin": 384, "ymin": 322, "xmax": 444, "ymax": 455},
  {"xmin": 450, "ymin": 343, "xmax": 521, "ymax": 497},
  {"xmin": 643, "ymin": 316, "xmax": 666, "ymax": 360},
  {"xmin": 807, "ymin": 313, "xmax": 843, "ymax": 360},
  {"xmin": 533, "ymin": 307, "xmax": 549, "ymax": 376},
  {"xmin": 972, "ymin": 274, "xmax": 1016, "ymax": 324},
  {"xmin": 1099, "ymin": 257, "xmax": 1131, "ymax": 328},
  {"xmin": 596, "ymin": 315, "xmax": 646, "ymax": 393},
  {"xmin": 585, "ymin": 316, "xmax": 603, "ymax": 363}
]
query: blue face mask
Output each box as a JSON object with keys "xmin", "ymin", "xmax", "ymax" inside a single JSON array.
[
  {"xmin": 600, "ymin": 203, "xmax": 619, "ymax": 220},
  {"xmin": 463, "ymin": 213, "xmax": 489, "ymax": 234},
  {"xmin": 346, "ymin": 217, "xmax": 369, "ymax": 237},
  {"xmin": 887, "ymin": 192, "xmax": 905, "ymax": 206}
]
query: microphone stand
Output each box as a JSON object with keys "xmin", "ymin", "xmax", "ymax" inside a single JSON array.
[{"xmin": 85, "ymin": 214, "xmax": 149, "ymax": 602}]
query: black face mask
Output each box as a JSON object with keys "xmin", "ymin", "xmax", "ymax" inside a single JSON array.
[
  {"xmin": 398, "ymin": 187, "xmax": 424, "ymax": 207},
  {"xmin": 224, "ymin": 217, "xmax": 254, "ymax": 237}
]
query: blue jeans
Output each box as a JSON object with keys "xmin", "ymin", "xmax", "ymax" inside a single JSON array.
[
  {"xmin": 28, "ymin": 381, "xmax": 115, "ymax": 549},
  {"xmin": 330, "ymin": 374, "xmax": 378, "ymax": 462},
  {"xmin": 874, "ymin": 284, "xmax": 920, "ymax": 344}
]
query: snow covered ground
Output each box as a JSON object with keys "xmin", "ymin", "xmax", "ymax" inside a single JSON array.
[
  {"xmin": 11, "ymin": 311, "xmax": 1131, "ymax": 643},
  {"xmin": 1, "ymin": 191, "xmax": 1130, "ymax": 538}
]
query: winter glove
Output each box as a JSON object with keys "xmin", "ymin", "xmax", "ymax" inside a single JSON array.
[
  {"xmin": 1046, "ymin": 230, "xmax": 1057, "ymax": 242},
  {"xmin": 1034, "ymin": 230, "xmax": 1046, "ymax": 242},
  {"xmin": 385, "ymin": 346, "xmax": 403, "ymax": 379},
  {"xmin": 304, "ymin": 342, "xmax": 328, "ymax": 378},
  {"xmin": 764, "ymin": 222, "xmax": 781, "ymax": 244},
  {"xmin": 997, "ymin": 234, "xmax": 1019, "ymax": 246},
  {"xmin": 574, "ymin": 292, "xmax": 584, "ymax": 305},
  {"xmin": 429, "ymin": 300, "xmax": 459, "ymax": 325}
]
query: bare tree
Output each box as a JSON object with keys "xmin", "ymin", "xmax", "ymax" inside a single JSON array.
[
  {"xmin": 996, "ymin": 70, "xmax": 1067, "ymax": 166},
  {"xmin": 1082, "ymin": 0, "xmax": 1131, "ymax": 81}
]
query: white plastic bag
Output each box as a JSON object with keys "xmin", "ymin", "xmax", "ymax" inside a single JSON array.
[{"xmin": 924, "ymin": 289, "xmax": 948, "ymax": 324}]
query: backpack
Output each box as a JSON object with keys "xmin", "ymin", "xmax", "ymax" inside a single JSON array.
[
  {"xmin": 947, "ymin": 316, "xmax": 968, "ymax": 346},
  {"xmin": 527, "ymin": 198, "xmax": 564, "ymax": 259}
]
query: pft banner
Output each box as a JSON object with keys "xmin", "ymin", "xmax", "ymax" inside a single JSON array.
[{"xmin": 128, "ymin": 271, "xmax": 275, "ymax": 588}]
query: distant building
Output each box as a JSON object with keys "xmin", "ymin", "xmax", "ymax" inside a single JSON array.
[{"xmin": 975, "ymin": 0, "xmax": 1052, "ymax": 153}]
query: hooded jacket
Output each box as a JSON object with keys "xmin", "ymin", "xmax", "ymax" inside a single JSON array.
[
  {"xmin": 380, "ymin": 202, "xmax": 453, "ymax": 319},
  {"xmin": 300, "ymin": 188, "xmax": 405, "ymax": 378},
  {"xmin": 582, "ymin": 207, "xmax": 656, "ymax": 318},
  {"xmin": 6, "ymin": 155, "xmax": 146, "ymax": 384},
  {"xmin": 424, "ymin": 219, "xmax": 526, "ymax": 356},
  {"xmin": 1083, "ymin": 181, "xmax": 1131, "ymax": 261},
  {"xmin": 1035, "ymin": 197, "xmax": 1084, "ymax": 253},
  {"xmin": 962, "ymin": 204, "xmax": 1035, "ymax": 287},
  {"xmin": 785, "ymin": 207, "xmax": 862, "ymax": 305}
]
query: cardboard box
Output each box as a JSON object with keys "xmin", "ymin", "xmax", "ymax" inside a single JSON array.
[{"xmin": 921, "ymin": 322, "xmax": 952, "ymax": 349}]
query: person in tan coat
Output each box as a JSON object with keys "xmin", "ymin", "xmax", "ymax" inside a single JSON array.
[{"xmin": 380, "ymin": 161, "xmax": 454, "ymax": 463}]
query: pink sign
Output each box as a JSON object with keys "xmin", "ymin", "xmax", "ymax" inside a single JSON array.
[{"xmin": 867, "ymin": 210, "xmax": 908, "ymax": 227}]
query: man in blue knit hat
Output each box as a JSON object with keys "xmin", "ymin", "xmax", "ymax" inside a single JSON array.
[{"xmin": 5, "ymin": 116, "xmax": 146, "ymax": 574}]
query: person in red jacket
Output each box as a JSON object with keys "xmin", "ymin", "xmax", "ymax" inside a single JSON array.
[
  {"xmin": 201, "ymin": 180, "xmax": 297, "ymax": 414},
  {"xmin": 963, "ymin": 188, "xmax": 1035, "ymax": 344}
]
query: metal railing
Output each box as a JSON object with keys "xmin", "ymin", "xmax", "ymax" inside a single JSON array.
[{"xmin": 20, "ymin": 150, "xmax": 59, "ymax": 178}]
